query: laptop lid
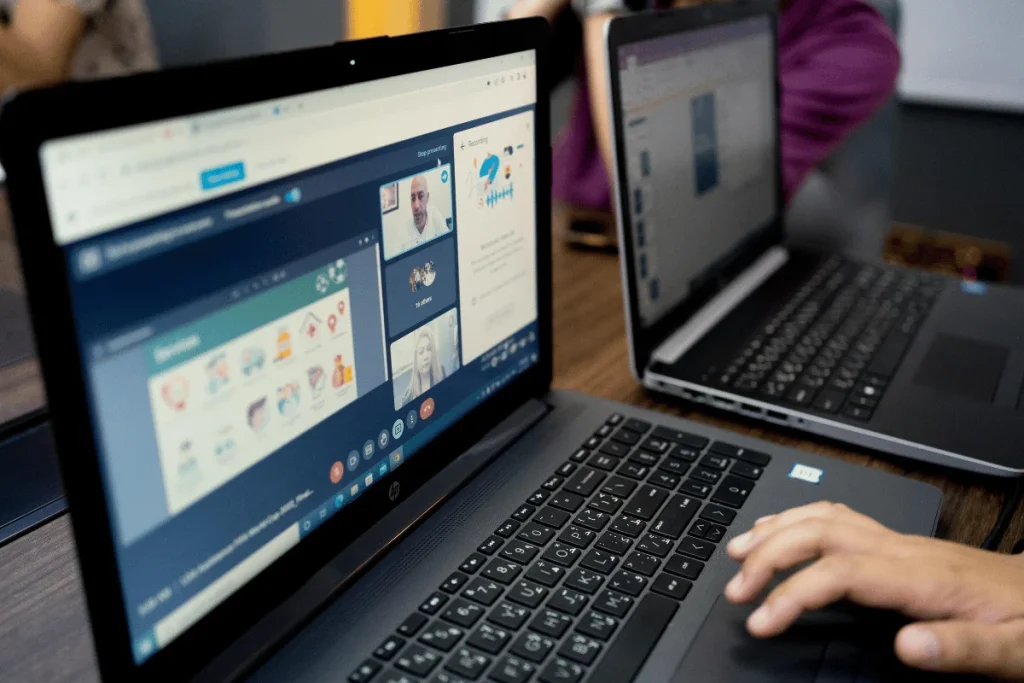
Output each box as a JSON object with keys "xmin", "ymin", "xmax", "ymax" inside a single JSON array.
[
  {"xmin": 0, "ymin": 20, "xmax": 551, "ymax": 683},
  {"xmin": 606, "ymin": 1, "xmax": 785, "ymax": 376}
]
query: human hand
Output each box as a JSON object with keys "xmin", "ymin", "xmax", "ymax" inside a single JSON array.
[{"xmin": 725, "ymin": 501, "xmax": 1024, "ymax": 680}]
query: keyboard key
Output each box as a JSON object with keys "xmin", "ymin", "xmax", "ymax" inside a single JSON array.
[
  {"xmin": 690, "ymin": 467, "xmax": 722, "ymax": 485},
  {"xmin": 349, "ymin": 659, "xmax": 382, "ymax": 682},
  {"xmin": 559, "ymin": 635, "xmax": 603, "ymax": 667},
  {"xmin": 460, "ymin": 553, "xmax": 487, "ymax": 574},
  {"xmin": 700, "ymin": 453, "xmax": 731, "ymax": 471},
  {"xmin": 575, "ymin": 507, "xmax": 611, "ymax": 531},
  {"xmin": 709, "ymin": 443, "xmax": 772, "ymax": 467},
  {"xmin": 677, "ymin": 536, "xmax": 714, "ymax": 561},
  {"xmin": 668, "ymin": 444, "xmax": 701, "ymax": 463},
  {"xmin": 564, "ymin": 467, "xmax": 606, "ymax": 496},
  {"xmin": 650, "ymin": 495, "xmax": 699, "ymax": 540},
  {"xmin": 607, "ymin": 413, "xmax": 624, "ymax": 426},
  {"xmin": 595, "ymin": 424, "xmax": 613, "ymax": 438},
  {"xmin": 488, "ymin": 601, "xmax": 531, "ymax": 630},
  {"xmin": 624, "ymin": 418, "xmax": 652, "ymax": 434},
  {"xmin": 843, "ymin": 404, "xmax": 874, "ymax": 421},
  {"xmin": 848, "ymin": 394, "xmax": 879, "ymax": 409},
  {"xmin": 699, "ymin": 504, "xmax": 736, "ymax": 525},
  {"xmin": 556, "ymin": 461, "xmax": 577, "ymax": 477},
  {"xmin": 421, "ymin": 592, "xmax": 449, "ymax": 615},
  {"xmin": 612, "ymin": 429, "xmax": 641, "ymax": 446},
  {"xmin": 463, "ymin": 578, "xmax": 503, "ymax": 606},
  {"xmin": 712, "ymin": 476, "xmax": 755, "ymax": 509},
  {"xmin": 618, "ymin": 462, "xmax": 650, "ymax": 480},
  {"xmin": 651, "ymin": 574, "xmax": 692, "ymax": 601},
  {"xmin": 511, "ymin": 504, "xmax": 535, "ymax": 523},
  {"xmin": 489, "ymin": 656, "xmax": 536, "ymax": 683},
  {"xmin": 526, "ymin": 489, "xmax": 550, "ymax": 506},
  {"xmin": 539, "ymin": 658, "xmax": 585, "ymax": 683},
  {"xmin": 483, "ymin": 560, "xmax": 522, "ymax": 585},
  {"xmin": 506, "ymin": 579, "xmax": 548, "ymax": 608},
  {"xmin": 463, "ymin": 624, "xmax": 509, "ymax": 657},
  {"xmin": 608, "ymin": 570, "xmax": 647, "ymax": 597},
  {"xmin": 588, "ymin": 491, "xmax": 623, "ymax": 514},
  {"xmin": 704, "ymin": 524, "xmax": 726, "ymax": 543},
  {"xmin": 375, "ymin": 635, "xmax": 406, "ymax": 660},
  {"xmin": 541, "ymin": 475, "xmax": 563, "ymax": 491},
  {"xmin": 596, "ymin": 531, "xmax": 632, "ymax": 556},
  {"xmin": 639, "ymin": 436, "xmax": 672, "ymax": 454},
  {"xmin": 586, "ymin": 593, "xmax": 679, "ymax": 683},
  {"xmin": 419, "ymin": 622, "xmax": 465, "ymax": 652},
  {"xmin": 657, "ymin": 459, "xmax": 689, "ymax": 476},
  {"xmin": 549, "ymin": 491, "xmax": 585, "ymax": 513},
  {"xmin": 664, "ymin": 555, "xmax": 703, "ymax": 581},
  {"xmin": 559, "ymin": 525, "xmax": 596, "ymax": 549},
  {"xmin": 597, "ymin": 441, "xmax": 629, "ymax": 458},
  {"xmin": 395, "ymin": 644, "xmax": 442, "ymax": 676},
  {"xmin": 583, "ymin": 436, "xmax": 602, "ymax": 450},
  {"xmin": 580, "ymin": 549, "xmax": 620, "ymax": 575},
  {"xmin": 534, "ymin": 507, "xmax": 571, "ymax": 530},
  {"xmin": 649, "ymin": 471, "xmax": 680, "ymax": 490},
  {"xmin": 679, "ymin": 480, "xmax": 712, "ymax": 499},
  {"xmin": 501, "ymin": 539, "xmax": 540, "ymax": 564},
  {"xmin": 731, "ymin": 461, "xmax": 763, "ymax": 480},
  {"xmin": 441, "ymin": 599, "xmax": 485, "ymax": 628},
  {"xmin": 601, "ymin": 476, "xmax": 637, "ymax": 498},
  {"xmin": 494, "ymin": 520, "xmax": 520, "ymax": 538},
  {"xmin": 812, "ymin": 389, "xmax": 847, "ymax": 413},
  {"xmin": 397, "ymin": 612, "xmax": 429, "ymax": 636},
  {"xmin": 652, "ymin": 427, "xmax": 709, "ymax": 449},
  {"xmin": 786, "ymin": 385, "xmax": 815, "ymax": 406},
  {"xmin": 509, "ymin": 631, "xmax": 555, "ymax": 663},
  {"xmin": 524, "ymin": 561, "xmax": 565, "ymax": 587},
  {"xmin": 548, "ymin": 587, "xmax": 589, "ymax": 616},
  {"xmin": 441, "ymin": 572, "xmax": 471, "ymax": 594},
  {"xmin": 445, "ymin": 647, "xmax": 490, "ymax": 680},
  {"xmin": 628, "ymin": 451, "xmax": 660, "ymax": 467},
  {"xmin": 623, "ymin": 551, "xmax": 661, "ymax": 576},
  {"xmin": 623, "ymin": 485, "xmax": 669, "ymax": 520},
  {"xmin": 542, "ymin": 542, "xmax": 581, "ymax": 568},
  {"xmin": 478, "ymin": 536, "xmax": 504, "ymax": 556},
  {"xmin": 518, "ymin": 522, "xmax": 555, "ymax": 545},
  {"xmin": 610, "ymin": 514, "xmax": 646, "ymax": 539},
  {"xmin": 565, "ymin": 567, "xmax": 605, "ymax": 594},
  {"xmin": 636, "ymin": 534, "xmax": 673, "ymax": 558},
  {"xmin": 593, "ymin": 589, "xmax": 634, "ymax": 617},
  {"xmin": 570, "ymin": 448, "xmax": 590, "ymax": 464},
  {"xmin": 588, "ymin": 452, "xmax": 621, "ymax": 471},
  {"xmin": 530, "ymin": 608, "xmax": 573, "ymax": 638}
]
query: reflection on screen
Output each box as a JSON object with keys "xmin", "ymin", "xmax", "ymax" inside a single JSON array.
[
  {"xmin": 617, "ymin": 17, "xmax": 778, "ymax": 328},
  {"xmin": 39, "ymin": 51, "xmax": 539, "ymax": 664}
]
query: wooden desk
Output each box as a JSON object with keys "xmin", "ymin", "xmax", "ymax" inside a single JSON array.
[{"xmin": 0, "ymin": 207, "xmax": 1021, "ymax": 683}]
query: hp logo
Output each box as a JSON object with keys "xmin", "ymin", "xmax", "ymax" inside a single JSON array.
[{"xmin": 388, "ymin": 481, "xmax": 401, "ymax": 502}]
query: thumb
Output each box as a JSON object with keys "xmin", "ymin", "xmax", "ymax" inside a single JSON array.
[{"xmin": 895, "ymin": 619, "xmax": 1024, "ymax": 679}]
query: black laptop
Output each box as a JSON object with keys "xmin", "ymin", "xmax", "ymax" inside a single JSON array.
[
  {"xmin": 606, "ymin": 1, "xmax": 1024, "ymax": 478},
  {"xmin": 2, "ymin": 19, "xmax": 943, "ymax": 683}
]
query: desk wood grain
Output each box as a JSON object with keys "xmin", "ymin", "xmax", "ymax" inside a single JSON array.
[{"xmin": 0, "ymin": 207, "xmax": 1021, "ymax": 683}]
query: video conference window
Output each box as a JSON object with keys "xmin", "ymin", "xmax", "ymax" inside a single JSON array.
[
  {"xmin": 390, "ymin": 308, "xmax": 460, "ymax": 410},
  {"xmin": 381, "ymin": 165, "xmax": 454, "ymax": 261},
  {"xmin": 383, "ymin": 238, "xmax": 457, "ymax": 337}
]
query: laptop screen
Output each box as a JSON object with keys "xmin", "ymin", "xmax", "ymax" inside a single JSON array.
[
  {"xmin": 615, "ymin": 16, "xmax": 777, "ymax": 328},
  {"xmin": 39, "ymin": 50, "xmax": 539, "ymax": 663}
]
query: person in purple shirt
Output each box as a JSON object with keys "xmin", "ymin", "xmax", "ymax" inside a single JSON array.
[{"xmin": 510, "ymin": 0, "xmax": 901, "ymax": 210}]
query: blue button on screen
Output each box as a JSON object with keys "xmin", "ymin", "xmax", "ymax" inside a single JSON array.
[{"xmin": 200, "ymin": 162, "xmax": 246, "ymax": 191}]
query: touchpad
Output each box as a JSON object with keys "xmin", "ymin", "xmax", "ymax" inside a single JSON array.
[{"xmin": 914, "ymin": 335, "xmax": 1008, "ymax": 403}]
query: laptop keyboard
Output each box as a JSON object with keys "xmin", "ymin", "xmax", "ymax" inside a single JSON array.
[
  {"xmin": 348, "ymin": 415, "xmax": 770, "ymax": 683},
  {"xmin": 717, "ymin": 257, "xmax": 944, "ymax": 422}
]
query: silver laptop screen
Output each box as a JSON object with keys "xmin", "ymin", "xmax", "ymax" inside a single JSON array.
[{"xmin": 616, "ymin": 16, "xmax": 777, "ymax": 328}]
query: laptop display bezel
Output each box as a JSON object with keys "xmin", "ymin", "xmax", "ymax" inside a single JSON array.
[
  {"xmin": 0, "ymin": 20, "xmax": 552, "ymax": 683},
  {"xmin": 606, "ymin": 0, "xmax": 785, "ymax": 376}
]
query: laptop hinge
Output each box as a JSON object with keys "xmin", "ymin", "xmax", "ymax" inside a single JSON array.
[{"xmin": 650, "ymin": 246, "xmax": 789, "ymax": 366}]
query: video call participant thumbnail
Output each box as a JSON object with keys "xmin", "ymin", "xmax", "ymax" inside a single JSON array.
[
  {"xmin": 381, "ymin": 165, "xmax": 454, "ymax": 260},
  {"xmin": 390, "ymin": 309, "xmax": 460, "ymax": 410}
]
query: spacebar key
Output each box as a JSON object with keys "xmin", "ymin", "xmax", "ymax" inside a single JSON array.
[{"xmin": 587, "ymin": 593, "xmax": 678, "ymax": 683}]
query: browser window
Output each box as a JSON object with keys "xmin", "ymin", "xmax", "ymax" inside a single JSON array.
[{"xmin": 40, "ymin": 50, "xmax": 540, "ymax": 663}]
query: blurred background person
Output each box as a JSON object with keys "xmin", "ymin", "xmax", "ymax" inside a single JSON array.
[
  {"xmin": 509, "ymin": 0, "xmax": 900, "ymax": 241},
  {"xmin": 0, "ymin": 0, "xmax": 157, "ymax": 93}
]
